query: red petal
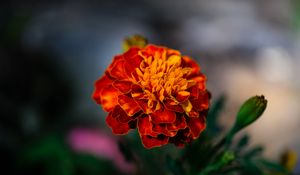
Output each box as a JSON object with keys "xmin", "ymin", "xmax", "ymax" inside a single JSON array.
[
  {"xmin": 112, "ymin": 105, "xmax": 134, "ymax": 123},
  {"xmin": 123, "ymin": 47, "xmax": 143, "ymax": 77},
  {"xmin": 106, "ymin": 112, "xmax": 131, "ymax": 135},
  {"xmin": 107, "ymin": 55, "xmax": 129, "ymax": 80},
  {"xmin": 134, "ymin": 98, "xmax": 153, "ymax": 114},
  {"xmin": 187, "ymin": 117, "xmax": 206, "ymax": 139},
  {"xmin": 112, "ymin": 80, "xmax": 132, "ymax": 93},
  {"xmin": 164, "ymin": 99, "xmax": 184, "ymax": 113},
  {"xmin": 93, "ymin": 75, "xmax": 112, "ymax": 104},
  {"xmin": 107, "ymin": 55, "xmax": 122, "ymax": 75},
  {"xmin": 189, "ymin": 85, "xmax": 199, "ymax": 99},
  {"xmin": 118, "ymin": 95, "xmax": 141, "ymax": 116},
  {"xmin": 100, "ymin": 85, "xmax": 120, "ymax": 112},
  {"xmin": 176, "ymin": 91, "xmax": 190, "ymax": 102},
  {"xmin": 140, "ymin": 135, "xmax": 169, "ymax": 149},
  {"xmin": 152, "ymin": 124, "xmax": 177, "ymax": 137},
  {"xmin": 138, "ymin": 116, "xmax": 157, "ymax": 137},
  {"xmin": 192, "ymin": 75, "xmax": 206, "ymax": 91},
  {"xmin": 123, "ymin": 47, "xmax": 140, "ymax": 61},
  {"xmin": 150, "ymin": 108, "xmax": 176, "ymax": 124},
  {"xmin": 167, "ymin": 114, "xmax": 187, "ymax": 131},
  {"xmin": 187, "ymin": 108, "xmax": 199, "ymax": 117},
  {"xmin": 190, "ymin": 90, "xmax": 210, "ymax": 111},
  {"xmin": 182, "ymin": 56, "xmax": 200, "ymax": 76}
]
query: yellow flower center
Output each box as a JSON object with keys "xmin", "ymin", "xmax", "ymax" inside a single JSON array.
[{"xmin": 133, "ymin": 49, "xmax": 196, "ymax": 111}]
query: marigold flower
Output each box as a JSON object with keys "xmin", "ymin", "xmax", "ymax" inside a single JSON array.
[{"xmin": 93, "ymin": 44, "xmax": 210, "ymax": 148}]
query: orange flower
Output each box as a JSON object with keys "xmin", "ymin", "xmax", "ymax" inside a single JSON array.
[{"xmin": 93, "ymin": 45, "xmax": 210, "ymax": 148}]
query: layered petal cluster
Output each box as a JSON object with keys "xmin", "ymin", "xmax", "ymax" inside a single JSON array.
[{"xmin": 93, "ymin": 45, "xmax": 210, "ymax": 148}]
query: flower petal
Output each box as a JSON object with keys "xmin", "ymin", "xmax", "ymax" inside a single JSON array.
[
  {"xmin": 189, "ymin": 85, "xmax": 199, "ymax": 99},
  {"xmin": 150, "ymin": 108, "xmax": 176, "ymax": 124},
  {"xmin": 138, "ymin": 116, "xmax": 157, "ymax": 137},
  {"xmin": 192, "ymin": 74, "xmax": 206, "ymax": 90},
  {"xmin": 112, "ymin": 80, "xmax": 132, "ymax": 93},
  {"xmin": 112, "ymin": 105, "xmax": 134, "ymax": 123},
  {"xmin": 93, "ymin": 75, "xmax": 112, "ymax": 104},
  {"xmin": 134, "ymin": 98, "xmax": 153, "ymax": 114},
  {"xmin": 118, "ymin": 95, "xmax": 141, "ymax": 116},
  {"xmin": 100, "ymin": 85, "xmax": 120, "ymax": 112},
  {"xmin": 167, "ymin": 114, "xmax": 187, "ymax": 131},
  {"xmin": 164, "ymin": 99, "xmax": 184, "ymax": 113},
  {"xmin": 181, "ymin": 100, "xmax": 193, "ymax": 113},
  {"xmin": 190, "ymin": 90, "xmax": 210, "ymax": 111},
  {"xmin": 182, "ymin": 56, "xmax": 200, "ymax": 76},
  {"xmin": 140, "ymin": 135, "xmax": 169, "ymax": 149},
  {"xmin": 187, "ymin": 117, "xmax": 206, "ymax": 139},
  {"xmin": 107, "ymin": 56, "xmax": 129, "ymax": 80},
  {"xmin": 152, "ymin": 124, "xmax": 177, "ymax": 137},
  {"xmin": 106, "ymin": 112, "xmax": 131, "ymax": 135},
  {"xmin": 176, "ymin": 91, "xmax": 190, "ymax": 102},
  {"xmin": 123, "ymin": 47, "xmax": 143, "ymax": 77}
]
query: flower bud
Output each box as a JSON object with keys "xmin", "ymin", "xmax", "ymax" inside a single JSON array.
[
  {"xmin": 231, "ymin": 95, "xmax": 267, "ymax": 135},
  {"xmin": 122, "ymin": 34, "xmax": 148, "ymax": 52}
]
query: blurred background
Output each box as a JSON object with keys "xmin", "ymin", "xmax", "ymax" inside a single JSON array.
[{"xmin": 1, "ymin": 0, "xmax": 300, "ymax": 174}]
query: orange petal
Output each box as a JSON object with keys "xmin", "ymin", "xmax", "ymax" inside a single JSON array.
[
  {"xmin": 118, "ymin": 95, "xmax": 141, "ymax": 116},
  {"xmin": 150, "ymin": 108, "xmax": 176, "ymax": 124},
  {"xmin": 93, "ymin": 75, "xmax": 112, "ymax": 104},
  {"xmin": 167, "ymin": 114, "xmax": 187, "ymax": 131},
  {"xmin": 106, "ymin": 112, "xmax": 131, "ymax": 135},
  {"xmin": 176, "ymin": 91, "xmax": 190, "ymax": 102},
  {"xmin": 112, "ymin": 80, "xmax": 132, "ymax": 93},
  {"xmin": 187, "ymin": 117, "xmax": 206, "ymax": 139},
  {"xmin": 140, "ymin": 135, "xmax": 169, "ymax": 149},
  {"xmin": 164, "ymin": 99, "xmax": 184, "ymax": 113},
  {"xmin": 100, "ymin": 85, "xmax": 120, "ymax": 112},
  {"xmin": 138, "ymin": 116, "xmax": 157, "ymax": 137}
]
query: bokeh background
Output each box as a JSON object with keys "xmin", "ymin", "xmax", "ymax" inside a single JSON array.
[{"xmin": 1, "ymin": 0, "xmax": 300, "ymax": 174}]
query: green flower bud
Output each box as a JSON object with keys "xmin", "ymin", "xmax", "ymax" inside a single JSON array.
[
  {"xmin": 230, "ymin": 95, "xmax": 267, "ymax": 136},
  {"xmin": 122, "ymin": 34, "xmax": 148, "ymax": 52}
]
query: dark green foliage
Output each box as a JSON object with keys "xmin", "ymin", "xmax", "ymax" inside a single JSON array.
[{"xmin": 18, "ymin": 134, "xmax": 125, "ymax": 175}]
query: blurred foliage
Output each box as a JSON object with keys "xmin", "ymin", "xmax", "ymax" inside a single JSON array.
[{"xmin": 18, "ymin": 134, "xmax": 125, "ymax": 175}]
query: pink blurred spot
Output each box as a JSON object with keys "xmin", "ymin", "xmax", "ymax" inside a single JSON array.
[{"xmin": 68, "ymin": 128, "xmax": 136, "ymax": 173}]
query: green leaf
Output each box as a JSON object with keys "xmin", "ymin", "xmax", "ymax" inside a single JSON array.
[
  {"xmin": 235, "ymin": 134, "xmax": 250, "ymax": 153},
  {"xmin": 244, "ymin": 146, "xmax": 264, "ymax": 159}
]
